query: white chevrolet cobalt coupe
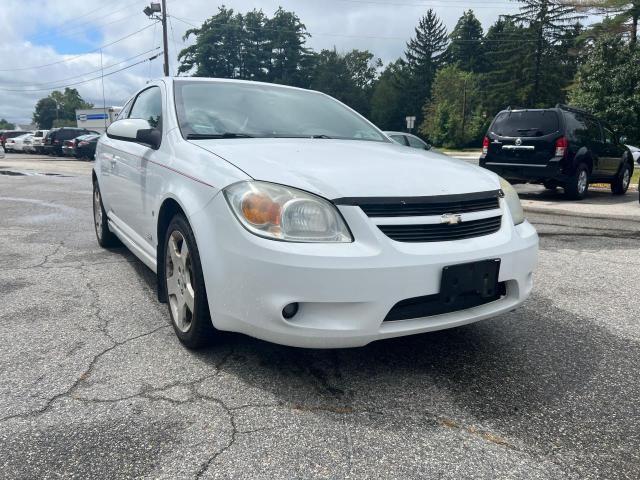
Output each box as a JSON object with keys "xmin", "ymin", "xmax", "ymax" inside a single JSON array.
[{"xmin": 93, "ymin": 78, "xmax": 538, "ymax": 349}]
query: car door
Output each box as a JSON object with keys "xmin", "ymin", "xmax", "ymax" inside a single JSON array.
[
  {"xmin": 581, "ymin": 117, "xmax": 607, "ymax": 177},
  {"xmin": 601, "ymin": 125, "xmax": 624, "ymax": 176},
  {"xmin": 109, "ymin": 86, "xmax": 164, "ymax": 253}
]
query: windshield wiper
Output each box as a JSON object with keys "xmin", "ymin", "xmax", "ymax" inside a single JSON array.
[{"xmin": 186, "ymin": 133, "xmax": 254, "ymax": 139}]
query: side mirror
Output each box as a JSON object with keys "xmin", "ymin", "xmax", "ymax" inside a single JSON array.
[
  {"xmin": 620, "ymin": 136, "xmax": 628, "ymax": 145},
  {"xmin": 107, "ymin": 119, "xmax": 160, "ymax": 149}
]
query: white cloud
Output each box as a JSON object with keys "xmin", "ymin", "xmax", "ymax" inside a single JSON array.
[{"xmin": 0, "ymin": 0, "xmax": 539, "ymax": 123}]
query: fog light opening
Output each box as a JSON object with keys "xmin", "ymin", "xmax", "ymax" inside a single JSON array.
[{"xmin": 282, "ymin": 303, "xmax": 299, "ymax": 320}]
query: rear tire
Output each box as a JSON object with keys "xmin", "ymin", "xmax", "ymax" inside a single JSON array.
[
  {"xmin": 611, "ymin": 162, "xmax": 631, "ymax": 195},
  {"xmin": 163, "ymin": 213, "xmax": 216, "ymax": 349},
  {"xmin": 93, "ymin": 181, "xmax": 120, "ymax": 248},
  {"xmin": 564, "ymin": 163, "xmax": 590, "ymax": 200}
]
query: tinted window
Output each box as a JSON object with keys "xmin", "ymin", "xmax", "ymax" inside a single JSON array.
[
  {"xmin": 175, "ymin": 81, "xmax": 386, "ymax": 142},
  {"xmin": 584, "ymin": 118, "xmax": 602, "ymax": 142},
  {"xmin": 491, "ymin": 111, "xmax": 560, "ymax": 137},
  {"xmin": 603, "ymin": 127, "xmax": 615, "ymax": 144},
  {"xmin": 407, "ymin": 135, "xmax": 429, "ymax": 149},
  {"xmin": 129, "ymin": 87, "xmax": 162, "ymax": 128}
]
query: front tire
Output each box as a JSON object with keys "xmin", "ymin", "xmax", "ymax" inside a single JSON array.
[
  {"xmin": 93, "ymin": 181, "xmax": 120, "ymax": 248},
  {"xmin": 611, "ymin": 162, "xmax": 631, "ymax": 195},
  {"xmin": 564, "ymin": 163, "xmax": 590, "ymax": 200},
  {"xmin": 163, "ymin": 214, "xmax": 215, "ymax": 349}
]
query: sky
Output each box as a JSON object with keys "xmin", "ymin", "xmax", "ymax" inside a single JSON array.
[{"xmin": 0, "ymin": 0, "xmax": 576, "ymax": 124}]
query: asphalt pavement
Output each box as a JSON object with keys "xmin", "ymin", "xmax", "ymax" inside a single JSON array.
[{"xmin": 1, "ymin": 154, "xmax": 639, "ymax": 479}]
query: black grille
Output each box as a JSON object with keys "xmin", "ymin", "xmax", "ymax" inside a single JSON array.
[
  {"xmin": 378, "ymin": 216, "xmax": 502, "ymax": 243},
  {"xmin": 333, "ymin": 191, "xmax": 501, "ymax": 218},
  {"xmin": 385, "ymin": 282, "xmax": 506, "ymax": 322}
]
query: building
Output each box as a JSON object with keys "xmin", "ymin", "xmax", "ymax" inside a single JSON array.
[{"xmin": 75, "ymin": 107, "xmax": 122, "ymax": 133}]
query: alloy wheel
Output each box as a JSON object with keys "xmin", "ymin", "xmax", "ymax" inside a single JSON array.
[
  {"xmin": 622, "ymin": 168, "xmax": 630, "ymax": 190},
  {"xmin": 578, "ymin": 170, "xmax": 588, "ymax": 194},
  {"xmin": 166, "ymin": 230, "xmax": 195, "ymax": 333}
]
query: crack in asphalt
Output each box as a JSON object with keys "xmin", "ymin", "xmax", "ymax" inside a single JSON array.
[{"xmin": 0, "ymin": 324, "xmax": 170, "ymax": 424}]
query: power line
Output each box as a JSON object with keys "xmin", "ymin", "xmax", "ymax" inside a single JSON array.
[
  {"xmin": 0, "ymin": 52, "xmax": 163, "ymax": 92},
  {"xmin": 0, "ymin": 23, "xmax": 159, "ymax": 72},
  {"xmin": 0, "ymin": 47, "xmax": 162, "ymax": 88}
]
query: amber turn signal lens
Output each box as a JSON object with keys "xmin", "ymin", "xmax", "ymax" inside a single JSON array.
[{"xmin": 241, "ymin": 192, "xmax": 281, "ymax": 226}]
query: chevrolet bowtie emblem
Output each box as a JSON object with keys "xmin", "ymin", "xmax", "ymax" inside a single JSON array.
[{"xmin": 441, "ymin": 213, "xmax": 463, "ymax": 225}]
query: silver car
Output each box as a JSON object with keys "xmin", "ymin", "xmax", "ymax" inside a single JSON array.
[{"xmin": 385, "ymin": 131, "xmax": 431, "ymax": 150}]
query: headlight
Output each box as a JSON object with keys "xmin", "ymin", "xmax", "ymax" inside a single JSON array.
[
  {"xmin": 224, "ymin": 181, "xmax": 353, "ymax": 243},
  {"xmin": 499, "ymin": 178, "xmax": 525, "ymax": 225}
]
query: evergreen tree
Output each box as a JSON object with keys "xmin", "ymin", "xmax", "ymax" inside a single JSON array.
[
  {"xmin": 577, "ymin": 0, "xmax": 640, "ymax": 46},
  {"xmin": 370, "ymin": 59, "xmax": 414, "ymax": 130},
  {"xmin": 446, "ymin": 10, "xmax": 485, "ymax": 72},
  {"xmin": 508, "ymin": 0, "xmax": 585, "ymax": 105},
  {"xmin": 404, "ymin": 9, "xmax": 448, "ymax": 121},
  {"xmin": 481, "ymin": 18, "xmax": 534, "ymax": 114}
]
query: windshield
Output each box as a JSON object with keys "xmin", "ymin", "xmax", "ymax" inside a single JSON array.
[
  {"xmin": 491, "ymin": 110, "xmax": 560, "ymax": 137},
  {"xmin": 174, "ymin": 81, "xmax": 387, "ymax": 142}
]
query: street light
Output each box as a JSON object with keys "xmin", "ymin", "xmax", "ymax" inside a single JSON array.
[{"xmin": 143, "ymin": 1, "xmax": 169, "ymax": 77}]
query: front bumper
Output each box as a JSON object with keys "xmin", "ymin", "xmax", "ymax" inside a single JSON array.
[{"xmin": 192, "ymin": 194, "xmax": 539, "ymax": 349}]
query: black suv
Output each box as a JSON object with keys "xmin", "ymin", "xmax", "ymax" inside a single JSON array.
[
  {"xmin": 43, "ymin": 127, "xmax": 93, "ymax": 156},
  {"xmin": 480, "ymin": 105, "xmax": 634, "ymax": 199}
]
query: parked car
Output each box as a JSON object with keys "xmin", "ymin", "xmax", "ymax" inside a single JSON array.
[
  {"xmin": 480, "ymin": 105, "xmax": 634, "ymax": 200},
  {"xmin": 1, "ymin": 130, "xmax": 32, "ymax": 150},
  {"xmin": 43, "ymin": 127, "xmax": 94, "ymax": 156},
  {"xmin": 31, "ymin": 130, "xmax": 49, "ymax": 154},
  {"xmin": 0, "ymin": 145, "xmax": 4, "ymax": 159},
  {"xmin": 626, "ymin": 145, "xmax": 640, "ymax": 163},
  {"xmin": 75, "ymin": 134, "xmax": 100, "ymax": 160},
  {"xmin": 93, "ymin": 78, "xmax": 538, "ymax": 350},
  {"xmin": 5, "ymin": 133, "xmax": 33, "ymax": 153},
  {"xmin": 385, "ymin": 131, "xmax": 431, "ymax": 150}
]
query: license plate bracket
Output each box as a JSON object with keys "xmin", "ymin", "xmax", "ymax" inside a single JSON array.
[{"xmin": 440, "ymin": 259, "xmax": 501, "ymax": 306}]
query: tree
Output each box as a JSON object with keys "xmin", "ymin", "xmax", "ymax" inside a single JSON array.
[
  {"xmin": 370, "ymin": 59, "xmax": 414, "ymax": 131},
  {"xmin": 508, "ymin": 0, "xmax": 585, "ymax": 106},
  {"xmin": 419, "ymin": 66, "xmax": 485, "ymax": 148},
  {"xmin": 178, "ymin": 7, "xmax": 313, "ymax": 87},
  {"xmin": 570, "ymin": 35, "xmax": 640, "ymax": 143},
  {"xmin": 481, "ymin": 19, "xmax": 534, "ymax": 115},
  {"xmin": 32, "ymin": 88, "xmax": 93, "ymax": 129},
  {"xmin": 405, "ymin": 9, "xmax": 448, "ymax": 121},
  {"xmin": 0, "ymin": 118, "xmax": 15, "ymax": 130},
  {"xmin": 446, "ymin": 10, "xmax": 485, "ymax": 72},
  {"xmin": 575, "ymin": 1, "xmax": 640, "ymax": 46},
  {"xmin": 309, "ymin": 49, "xmax": 380, "ymax": 116}
]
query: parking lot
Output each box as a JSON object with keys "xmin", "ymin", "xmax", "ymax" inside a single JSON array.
[{"xmin": 1, "ymin": 153, "xmax": 639, "ymax": 479}]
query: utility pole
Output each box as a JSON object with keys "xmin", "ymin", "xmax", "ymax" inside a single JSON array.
[
  {"xmin": 144, "ymin": 2, "xmax": 169, "ymax": 76},
  {"xmin": 161, "ymin": 0, "xmax": 169, "ymax": 77},
  {"xmin": 461, "ymin": 76, "xmax": 468, "ymax": 136}
]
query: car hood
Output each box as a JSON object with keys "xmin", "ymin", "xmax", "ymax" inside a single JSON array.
[{"xmin": 190, "ymin": 138, "xmax": 498, "ymax": 199}]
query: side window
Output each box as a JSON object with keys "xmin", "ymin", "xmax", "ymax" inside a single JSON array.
[
  {"xmin": 407, "ymin": 135, "xmax": 428, "ymax": 150},
  {"xmin": 585, "ymin": 118, "xmax": 602, "ymax": 142},
  {"xmin": 129, "ymin": 87, "xmax": 162, "ymax": 129},
  {"xmin": 603, "ymin": 127, "xmax": 615, "ymax": 144},
  {"xmin": 564, "ymin": 113, "xmax": 587, "ymax": 142},
  {"xmin": 390, "ymin": 135, "xmax": 407, "ymax": 145}
]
